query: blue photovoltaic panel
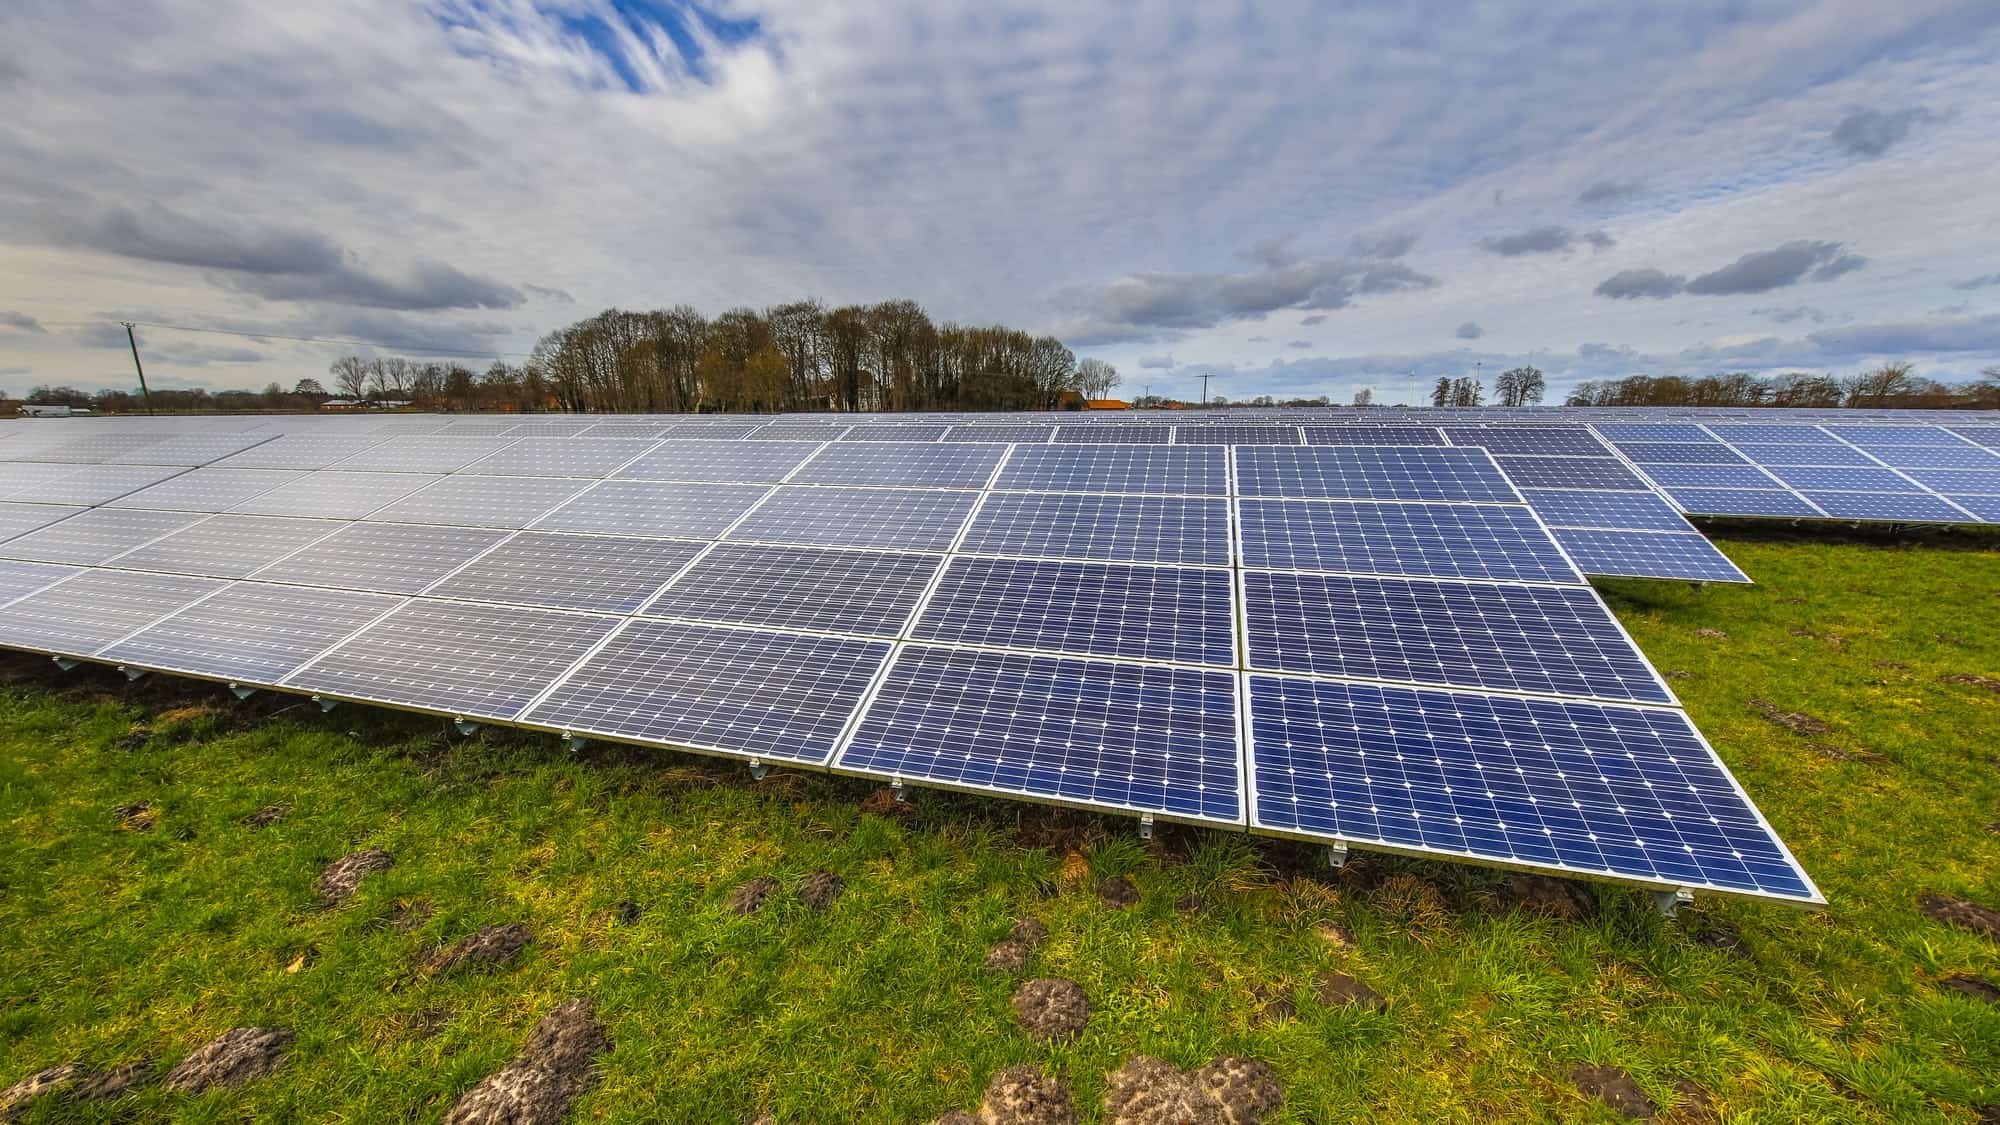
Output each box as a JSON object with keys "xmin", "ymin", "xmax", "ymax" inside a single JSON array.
[
  {"xmin": 1242, "ymin": 676, "xmax": 1820, "ymax": 902},
  {"xmin": 0, "ymin": 559, "xmax": 81, "ymax": 604},
  {"xmin": 1800, "ymin": 492, "xmax": 1973, "ymax": 522},
  {"xmin": 992, "ymin": 445, "xmax": 1228, "ymax": 496},
  {"xmin": 99, "ymin": 583, "xmax": 400, "ymax": 684},
  {"xmin": 911, "ymin": 556, "xmax": 1234, "ymax": 666},
  {"xmin": 1242, "ymin": 572, "xmax": 1670, "ymax": 704},
  {"xmin": 961, "ymin": 492, "xmax": 1231, "ymax": 566},
  {"xmin": 1638, "ymin": 464, "xmax": 1779, "ymax": 489},
  {"xmin": 727, "ymin": 486, "xmax": 978, "ymax": 551},
  {"xmin": 1899, "ymin": 468, "xmax": 2000, "ymax": 493},
  {"xmin": 106, "ymin": 468, "xmax": 307, "ymax": 512},
  {"xmin": 1236, "ymin": 500, "xmax": 1582, "ymax": 584},
  {"xmin": 230, "ymin": 470, "xmax": 441, "ymax": 519},
  {"xmin": 1442, "ymin": 427, "xmax": 1609, "ymax": 456},
  {"xmin": 1516, "ymin": 489, "xmax": 1688, "ymax": 531},
  {"xmin": 790, "ymin": 442, "xmax": 1007, "ymax": 489},
  {"xmin": 1822, "ymin": 425, "xmax": 1948, "ymax": 444},
  {"xmin": 332, "ymin": 435, "xmax": 518, "ymax": 474},
  {"xmin": 1549, "ymin": 529, "xmax": 1750, "ymax": 583},
  {"xmin": 460, "ymin": 437, "xmax": 660, "ymax": 478},
  {"xmin": 1592, "ymin": 423, "xmax": 1713, "ymax": 441},
  {"xmin": 1615, "ymin": 442, "xmax": 1747, "ymax": 465},
  {"xmin": 1667, "ymin": 489, "xmax": 1821, "ymax": 518},
  {"xmin": 943, "ymin": 424, "xmax": 1054, "ymax": 443},
  {"xmin": 426, "ymin": 532, "xmax": 706, "ymax": 613},
  {"xmin": 1729, "ymin": 443, "xmax": 1874, "ymax": 466},
  {"xmin": 1175, "ymin": 424, "xmax": 1300, "ymax": 445},
  {"xmin": 1054, "ymin": 424, "xmax": 1175, "ymax": 444},
  {"xmin": 660, "ymin": 421, "xmax": 766, "ymax": 440},
  {"xmin": 364, "ymin": 475, "xmax": 592, "ymax": 528},
  {"xmin": 748, "ymin": 422, "xmax": 850, "ymax": 442},
  {"xmin": 1764, "ymin": 466, "xmax": 1918, "ymax": 492},
  {"xmin": 0, "ymin": 507, "xmax": 205, "ymax": 565},
  {"xmin": 1706, "ymin": 425, "xmax": 1839, "ymax": 444},
  {"xmin": 1301, "ymin": 425, "xmax": 1445, "ymax": 446},
  {"xmin": 840, "ymin": 423, "xmax": 951, "ymax": 442},
  {"xmin": 579, "ymin": 423, "xmax": 670, "ymax": 439},
  {"xmin": 525, "ymin": 621, "xmax": 891, "ymax": 764},
  {"xmin": 642, "ymin": 542, "xmax": 940, "ymax": 636},
  {"xmin": 0, "ymin": 569, "xmax": 227, "ymax": 657},
  {"xmin": 1495, "ymin": 456, "xmax": 1648, "ymax": 490},
  {"xmin": 532, "ymin": 480, "xmax": 769, "ymax": 539},
  {"xmin": 251, "ymin": 522, "xmax": 508, "ymax": 594},
  {"xmin": 837, "ymin": 646, "xmax": 1242, "ymax": 824},
  {"xmin": 617, "ymin": 441, "xmax": 823, "ymax": 483},
  {"xmin": 1860, "ymin": 445, "xmax": 2000, "ymax": 469},
  {"xmin": 1948, "ymin": 427, "xmax": 2000, "ymax": 448},
  {"xmin": 1943, "ymin": 494, "xmax": 2000, "ymax": 521},
  {"xmin": 1235, "ymin": 446, "xmax": 1519, "ymax": 502},
  {"xmin": 106, "ymin": 514, "xmax": 337, "ymax": 578}
]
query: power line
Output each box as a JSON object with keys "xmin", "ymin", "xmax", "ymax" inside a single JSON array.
[{"xmin": 48, "ymin": 319, "xmax": 537, "ymax": 360}]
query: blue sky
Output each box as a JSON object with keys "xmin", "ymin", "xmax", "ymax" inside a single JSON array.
[{"xmin": 1, "ymin": 0, "xmax": 1998, "ymax": 402}]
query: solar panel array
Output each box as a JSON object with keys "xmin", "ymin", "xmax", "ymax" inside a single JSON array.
[{"xmin": 0, "ymin": 410, "xmax": 1844, "ymax": 906}]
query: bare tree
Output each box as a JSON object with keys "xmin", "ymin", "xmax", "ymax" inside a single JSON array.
[
  {"xmin": 329, "ymin": 356, "xmax": 370, "ymax": 400},
  {"xmin": 1494, "ymin": 366, "xmax": 1546, "ymax": 407},
  {"xmin": 1351, "ymin": 387, "xmax": 1374, "ymax": 407},
  {"xmin": 1075, "ymin": 358, "xmax": 1120, "ymax": 401}
]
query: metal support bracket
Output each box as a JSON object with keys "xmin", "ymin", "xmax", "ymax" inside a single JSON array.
[
  {"xmin": 1138, "ymin": 813, "xmax": 1155, "ymax": 841},
  {"xmin": 1652, "ymin": 887, "xmax": 1695, "ymax": 918},
  {"xmin": 51, "ymin": 656, "xmax": 78, "ymax": 672},
  {"xmin": 119, "ymin": 665, "xmax": 147, "ymax": 682},
  {"xmin": 891, "ymin": 779, "xmax": 908, "ymax": 803},
  {"xmin": 312, "ymin": 695, "xmax": 338, "ymax": 713},
  {"xmin": 749, "ymin": 759, "xmax": 769, "ymax": 781},
  {"xmin": 227, "ymin": 682, "xmax": 256, "ymax": 700},
  {"xmin": 1325, "ymin": 841, "xmax": 1349, "ymax": 869},
  {"xmin": 562, "ymin": 732, "xmax": 588, "ymax": 753},
  {"xmin": 453, "ymin": 716, "xmax": 480, "ymax": 737}
]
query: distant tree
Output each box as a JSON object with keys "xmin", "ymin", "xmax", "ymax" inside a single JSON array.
[
  {"xmin": 1075, "ymin": 358, "xmax": 1120, "ymax": 401},
  {"xmin": 1494, "ymin": 366, "xmax": 1546, "ymax": 407},
  {"xmin": 293, "ymin": 377, "xmax": 327, "ymax": 397},
  {"xmin": 1430, "ymin": 377, "xmax": 1451, "ymax": 408},
  {"xmin": 329, "ymin": 357, "xmax": 370, "ymax": 400},
  {"xmin": 1844, "ymin": 361, "xmax": 1917, "ymax": 406},
  {"xmin": 444, "ymin": 365, "xmax": 475, "ymax": 410},
  {"xmin": 27, "ymin": 385, "xmax": 93, "ymax": 407},
  {"xmin": 1351, "ymin": 387, "xmax": 1374, "ymax": 407},
  {"xmin": 1449, "ymin": 376, "xmax": 1484, "ymax": 407}
]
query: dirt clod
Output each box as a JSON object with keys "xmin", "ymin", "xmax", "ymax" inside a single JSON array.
[
  {"xmin": 933, "ymin": 1112, "xmax": 980, "ymax": 1125},
  {"xmin": 1748, "ymin": 699, "xmax": 1832, "ymax": 735},
  {"xmin": 68, "ymin": 1062, "xmax": 152, "ymax": 1102},
  {"xmin": 727, "ymin": 877, "xmax": 780, "ymax": 915},
  {"xmin": 1940, "ymin": 673, "xmax": 2000, "ymax": 694},
  {"xmin": 317, "ymin": 848, "xmax": 393, "ymax": 907},
  {"xmin": 425, "ymin": 923, "xmax": 534, "ymax": 974},
  {"xmin": 1103, "ymin": 1056, "xmax": 1215, "ymax": 1125},
  {"xmin": 1096, "ymin": 876, "xmax": 1139, "ymax": 909},
  {"xmin": 162, "ymin": 1027, "xmax": 293, "ymax": 1093},
  {"xmin": 1012, "ymin": 978, "xmax": 1090, "ymax": 1042},
  {"xmin": 443, "ymin": 997, "xmax": 607, "ymax": 1125},
  {"xmin": 1942, "ymin": 975, "xmax": 2000, "ymax": 1003},
  {"xmin": 798, "ymin": 870, "xmax": 844, "ymax": 912},
  {"xmin": 614, "ymin": 900, "xmax": 642, "ymax": 925},
  {"xmin": 112, "ymin": 802, "xmax": 158, "ymax": 832},
  {"xmin": 1672, "ymin": 1079, "xmax": 1718, "ymax": 1124},
  {"xmin": 1194, "ymin": 1057, "xmax": 1283, "ymax": 1125},
  {"xmin": 245, "ymin": 804, "xmax": 291, "ymax": 828},
  {"xmin": 1662, "ymin": 669, "xmax": 1692, "ymax": 681},
  {"xmin": 1694, "ymin": 628, "xmax": 1728, "ymax": 640},
  {"xmin": 1009, "ymin": 917, "xmax": 1049, "ymax": 948},
  {"xmin": 985, "ymin": 940, "xmax": 1031, "ymax": 972},
  {"xmin": 1500, "ymin": 873, "xmax": 1592, "ymax": 921},
  {"xmin": 1314, "ymin": 972, "xmax": 1387, "ymax": 1012},
  {"xmin": 1919, "ymin": 894, "xmax": 2000, "ymax": 938},
  {"xmin": 977, "ymin": 1065, "xmax": 1078, "ymax": 1125},
  {"xmin": 1690, "ymin": 924, "xmax": 1748, "ymax": 957},
  {"xmin": 1569, "ymin": 1064, "xmax": 1655, "ymax": 1120},
  {"xmin": 1, "ymin": 1064, "xmax": 81, "ymax": 1119}
]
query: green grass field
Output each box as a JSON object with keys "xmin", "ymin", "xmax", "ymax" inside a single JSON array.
[{"xmin": 2, "ymin": 531, "xmax": 1997, "ymax": 1122}]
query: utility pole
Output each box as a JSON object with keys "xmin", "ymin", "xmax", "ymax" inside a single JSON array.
[
  {"xmin": 1200, "ymin": 371, "xmax": 1213, "ymax": 406},
  {"xmin": 122, "ymin": 322, "xmax": 154, "ymax": 415}
]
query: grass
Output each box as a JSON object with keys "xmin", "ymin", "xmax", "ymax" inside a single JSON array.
[{"xmin": 1, "ymin": 529, "xmax": 1998, "ymax": 1122}]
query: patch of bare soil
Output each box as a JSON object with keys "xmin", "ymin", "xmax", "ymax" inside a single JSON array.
[
  {"xmin": 1101, "ymin": 1055, "xmax": 1283, "ymax": 1125},
  {"xmin": 1693, "ymin": 628, "xmax": 1728, "ymax": 640},
  {"xmin": 162, "ymin": 1027, "xmax": 293, "ymax": 1093},
  {"xmin": 1747, "ymin": 699, "xmax": 1832, "ymax": 735},
  {"xmin": 1670, "ymin": 1079, "xmax": 1719, "ymax": 1124},
  {"xmin": 245, "ymin": 804, "xmax": 291, "ymax": 828},
  {"xmin": 1568, "ymin": 1064, "xmax": 1656, "ymax": 1121},
  {"xmin": 727, "ymin": 877, "xmax": 780, "ymax": 915},
  {"xmin": 1013, "ymin": 978, "xmax": 1090, "ymax": 1042},
  {"xmin": 316, "ymin": 849, "xmax": 392, "ymax": 907},
  {"xmin": 1872, "ymin": 660, "xmax": 1911, "ymax": 671},
  {"xmin": 65, "ymin": 1061, "xmax": 153, "ymax": 1104},
  {"xmin": 385, "ymin": 898, "xmax": 434, "ymax": 933},
  {"xmin": 112, "ymin": 802, "xmax": 157, "ymax": 832},
  {"xmin": 1919, "ymin": 894, "xmax": 2000, "ymax": 938},
  {"xmin": 1942, "ymin": 975, "xmax": 2000, "ymax": 1003},
  {"xmin": 614, "ymin": 900, "xmax": 642, "ymax": 925},
  {"xmin": 1193, "ymin": 1057, "xmax": 1284, "ymax": 1125},
  {"xmin": 1940, "ymin": 673, "xmax": 2000, "ymax": 694},
  {"xmin": 932, "ymin": 1112, "xmax": 980, "ymax": 1125},
  {"xmin": 1313, "ymin": 972, "xmax": 1387, "ymax": 1013},
  {"xmin": 1805, "ymin": 741, "xmax": 1881, "ymax": 763},
  {"xmin": 1498, "ymin": 874, "xmax": 1592, "ymax": 921},
  {"xmin": 1662, "ymin": 669, "xmax": 1692, "ymax": 681},
  {"xmin": 1096, "ymin": 876, "xmax": 1140, "ymax": 909},
  {"xmin": 798, "ymin": 870, "xmax": 845, "ymax": 912},
  {"xmin": 985, "ymin": 918, "xmax": 1048, "ymax": 973},
  {"xmin": 1, "ymin": 1064, "xmax": 80, "ymax": 1120},
  {"xmin": 973, "ymin": 1065, "xmax": 1077, "ymax": 1125},
  {"xmin": 424, "ymin": 923, "xmax": 534, "ymax": 975},
  {"xmin": 443, "ymin": 998, "xmax": 607, "ymax": 1125}
]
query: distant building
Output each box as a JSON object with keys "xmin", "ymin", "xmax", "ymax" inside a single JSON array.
[{"xmin": 1086, "ymin": 399, "xmax": 1131, "ymax": 410}]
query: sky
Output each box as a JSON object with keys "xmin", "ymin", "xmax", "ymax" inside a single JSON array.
[{"xmin": 2, "ymin": 0, "xmax": 1998, "ymax": 405}]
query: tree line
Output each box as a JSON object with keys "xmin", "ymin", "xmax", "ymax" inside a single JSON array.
[{"xmin": 1565, "ymin": 363, "xmax": 2000, "ymax": 409}]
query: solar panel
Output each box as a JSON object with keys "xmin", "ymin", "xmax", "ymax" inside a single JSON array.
[
  {"xmin": 1822, "ymin": 425, "xmax": 1946, "ymax": 444},
  {"xmin": 580, "ymin": 423, "xmax": 671, "ymax": 439},
  {"xmin": 1728, "ymin": 443, "xmax": 1874, "ymax": 466},
  {"xmin": 1515, "ymin": 489, "xmax": 1688, "ymax": 531},
  {"xmin": 840, "ymin": 423, "xmax": 951, "ymax": 442},
  {"xmin": 524, "ymin": 621, "xmax": 891, "ymax": 764},
  {"xmin": 460, "ymin": 437, "xmax": 660, "ymax": 478},
  {"xmin": 1236, "ymin": 500, "xmax": 1582, "ymax": 584},
  {"xmin": 1948, "ymin": 427, "xmax": 2000, "ymax": 448},
  {"xmin": 251, "ymin": 522, "xmax": 509, "ymax": 593},
  {"xmin": 1764, "ymin": 466, "xmax": 1918, "ymax": 492},
  {"xmin": 1054, "ymin": 423, "xmax": 1174, "ymax": 444},
  {"xmin": 0, "ymin": 569, "xmax": 227, "ymax": 656},
  {"xmin": 1494, "ymin": 456, "xmax": 1648, "ymax": 490},
  {"xmin": 1942, "ymin": 494, "xmax": 2000, "ymax": 521},
  {"xmin": 617, "ymin": 440, "xmax": 823, "ymax": 483},
  {"xmin": 1615, "ymin": 442, "xmax": 1748, "ymax": 465},
  {"xmin": 836, "ymin": 646, "xmax": 1242, "ymax": 824},
  {"xmin": 1548, "ymin": 529, "xmax": 1750, "ymax": 583},
  {"xmin": 364, "ymin": 475, "xmax": 592, "ymax": 529},
  {"xmin": 1592, "ymin": 423, "xmax": 1712, "ymax": 441},
  {"xmin": 425, "ymin": 532, "xmax": 706, "ymax": 613},
  {"xmin": 99, "ymin": 583, "xmax": 401, "ymax": 683},
  {"xmin": 105, "ymin": 468, "xmax": 307, "ymax": 512},
  {"xmin": 961, "ymin": 492, "xmax": 1231, "ymax": 566},
  {"xmin": 230, "ymin": 471, "xmax": 443, "ymax": 519},
  {"xmin": 1175, "ymin": 424, "xmax": 1301, "ymax": 445},
  {"xmin": 1442, "ymin": 427, "xmax": 1609, "ymax": 456},
  {"xmin": 1898, "ymin": 469, "xmax": 2000, "ymax": 493},
  {"xmin": 911, "ymin": 557, "xmax": 1235, "ymax": 666},
  {"xmin": 748, "ymin": 423, "xmax": 851, "ymax": 442},
  {"xmin": 0, "ymin": 559, "xmax": 81, "ymax": 604},
  {"xmin": 104, "ymin": 433, "xmax": 276, "ymax": 466},
  {"xmin": 1706, "ymin": 424, "xmax": 1838, "ymax": 444},
  {"xmin": 1235, "ymin": 446, "xmax": 1519, "ymax": 502},
  {"xmin": 1301, "ymin": 425, "xmax": 1445, "ymax": 446},
  {"xmin": 790, "ymin": 442, "xmax": 1007, "ymax": 489},
  {"xmin": 1637, "ymin": 464, "xmax": 1779, "ymax": 490},
  {"xmin": 727, "ymin": 486, "xmax": 979, "ymax": 551},
  {"xmin": 1799, "ymin": 492, "xmax": 1974, "ymax": 522},
  {"xmin": 284, "ymin": 599, "xmax": 620, "ymax": 720},
  {"xmin": 0, "ymin": 507, "xmax": 206, "ymax": 565},
  {"xmin": 1859, "ymin": 445, "xmax": 1999, "ymax": 469},
  {"xmin": 0, "ymin": 464, "xmax": 185, "ymax": 506},
  {"xmin": 531, "ymin": 480, "xmax": 770, "ymax": 539},
  {"xmin": 9, "ymin": 433, "xmax": 169, "ymax": 464},
  {"xmin": 1242, "ymin": 572, "xmax": 1669, "ymax": 703},
  {"xmin": 209, "ymin": 435, "xmax": 390, "ymax": 470},
  {"xmin": 331, "ymin": 435, "xmax": 520, "ymax": 473},
  {"xmin": 660, "ymin": 421, "xmax": 767, "ymax": 440},
  {"xmin": 0, "ymin": 503, "xmax": 87, "ymax": 542},
  {"xmin": 1665, "ymin": 488, "xmax": 1821, "ymax": 517},
  {"xmin": 943, "ymin": 424, "xmax": 1054, "ymax": 444},
  {"xmin": 437, "ymin": 421, "xmax": 524, "ymax": 436},
  {"xmin": 106, "ymin": 514, "xmax": 338, "ymax": 578},
  {"xmin": 1241, "ymin": 676, "xmax": 1820, "ymax": 902},
  {"xmin": 991, "ymin": 445, "xmax": 1228, "ymax": 496},
  {"xmin": 641, "ymin": 542, "xmax": 940, "ymax": 636}
]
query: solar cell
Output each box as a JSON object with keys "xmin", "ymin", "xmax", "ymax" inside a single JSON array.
[
  {"xmin": 728, "ymin": 486, "xmax": 979, "ymax": 551},
  {"xmin": 1942, "ymin": 494, "xmax": 2000, "ymax": 521},
  {"xmin": 747, "ymin": 423, "xmax": 851, "ymax": 442},
  {"xmin": 364, "ymin": 475, "xmax": 591, "ymax": 528},
  {"xmin": 1241, "ymin": 572, "xmax": 1670, "ymax": 703},
  {"xmin": 531, "ymin": 480, "xmax": 770, "ymax": 539},
  {"xmin": 103, "ymin": 433, "xmax": 276, "ymax": 466},
  {"xmin": 1636, "ymin": 464, "xmax": 1779, "ymax": 489},
  {"xmin": 1822, "ymin": 425, "xmax": 1948, "ymax": 444},
  {"xmin": 285, "ymin": 599, "xmax": 620, "ymax": 720},
  {"xmin": 1900, "ymin": 468, "xmax": 2000, "ymax": 493},
  {"xmin": 106, "ymin": 468, "xmax": 307, "ymax": 512},
  {"xmin": 1515, "ymin": 489, "xmax": 1688, "ymax": 531},
  {"xmin": 1799, "ymin": 492, "xmax": 1974, "ymax": 522},
  {"xmin": 1442, "ymin": 427, "xmax": 1609, "ymax": 456},
  {"xmin": 1591, "ymin": 423, "xmax": 1713, "ymax": 441},
  {"xmin": 943, "ymin": 424, "xmax": 1054, "ymax": 444},
  {"xmin": 1236, "ymin": 499, "xmax": 1582, "ymax": 584},
  {"xmin": 1947, "ymin": 427, "xmax": 2000, "ymax": 448},
  {"xmin": 579, "ymin": 423, "xmax": 671, "ymax": 439},
  {"xmin": 962, "ymin": 492, "xmax": 1231, "ymax": 566},
  {"xmin": 331, "ymin": 435, "xmax": 520, "ymax": 473},
  {"xmin": 1615, "ymin": 442, "xmax": 1747, "ymax": 465},
  {"xmin": 1727, "ymin": 443, "xmax": 1874, "ymax": 466},
  {"xmin": 461, "ymin": 437, "xmax": 660, "ymax": 478},
  {"xmin": 524, "ymin": 621, "xmax": 890, "ymax": 764},
  {"xmin": 1054, "ymin": 424, "xmax": 1175, "ymax": 444},
  {"xmin": 0, "ymin": 569, "xmax": 227, "ymax": 656},
  {"xmin": 1300, "ymin": 425, "xmax": 1446, "ymax": 446},
  {"xmin": 641, "ymin": 542, "xmax": 939, "ymax": 636},
  {"xmin": 1856, "ymin": 445, "xmax": 1999, "ymax": 469},
  {"xmin": 837, "ymin": 646, "xmax": 1242, "ymax": 824},
  {"xmin": 100, "ymin": 583, "xmax": 401, "ymax": 683},
  {"xmin": 231, "ymin": 470, "xmax": 442, "ymax": 519},
  {"xmin": 790, "ymin": 442, "xmax": 1008, "ymax": 489},
  {"xmin": 1493, "ymin": 456, "xmax": 1648, "ymax": 490},
  {"xmin": 107, "ymin": 514, "xmax": 338, "ymax": 578},
  {"xmin": 1175, "ymin": 423, "xmax": 1301, "ymax": 445},
  {"xmin": 1705, "ymin": 424, "xmax": 1839, "ymax": 444},
  {"xmin": 0, "ymin": 502, "xmax": 87, "ymax": 541},
  {"xmin": 617, "ymin": 440, "xmax": 823, "ymax": 483},
  {"xmin": 210, "ymin": 436, "xmax": 390, "ymax": 469},
  {"xmin": 1235, "ymin": 446, "xmax": 1519, "ymax": 502},
  {"xmin": 991, "ymin": 445, "xmax": 1228, "ymax": 496},
  {"xmin": 660, "ymin": 421, "xmax": 767, "ymax": 440},
  {"xmin": 0, "ymin": 464, "xmax": 185, "ymax": 506},
  {"xmin": 0, "ymin": 507, "xmax": 206, "ymax": 564},
  {"xmin": 0, "ymin": 559, "xmax": 81, "ymax": 604},
  {"xmin": 840, "ymin": 423, "xmax": 951, "ymax": 442},
  {"xmin": 1665, "ymin": 488, "xmax": 1821, "ymax": 517},
  {"xmin": 426, "ymin": 532, "xmax": 706, "ymax": 613},
  {"xmin": 9, "ymin": 433, "xmax": 169, "ymax": 464},
  {"xmin": 1548, "ymin": 529, "xmax": 1749, "ymax": 583},
  {"xmin": 912, "ymin": 557, "xmax": 1234, "ymax": 665},
  {"xmin": 1242, "ymin": 676, "xmax": 1820, "ymax": 901},
  {"xmin": 251, "ymin": 522, "xmax": 509, "ymax": 593},
  {"xmin": 1764, "ymin": 466, "xmax": 1919, "ymax": 492}
]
